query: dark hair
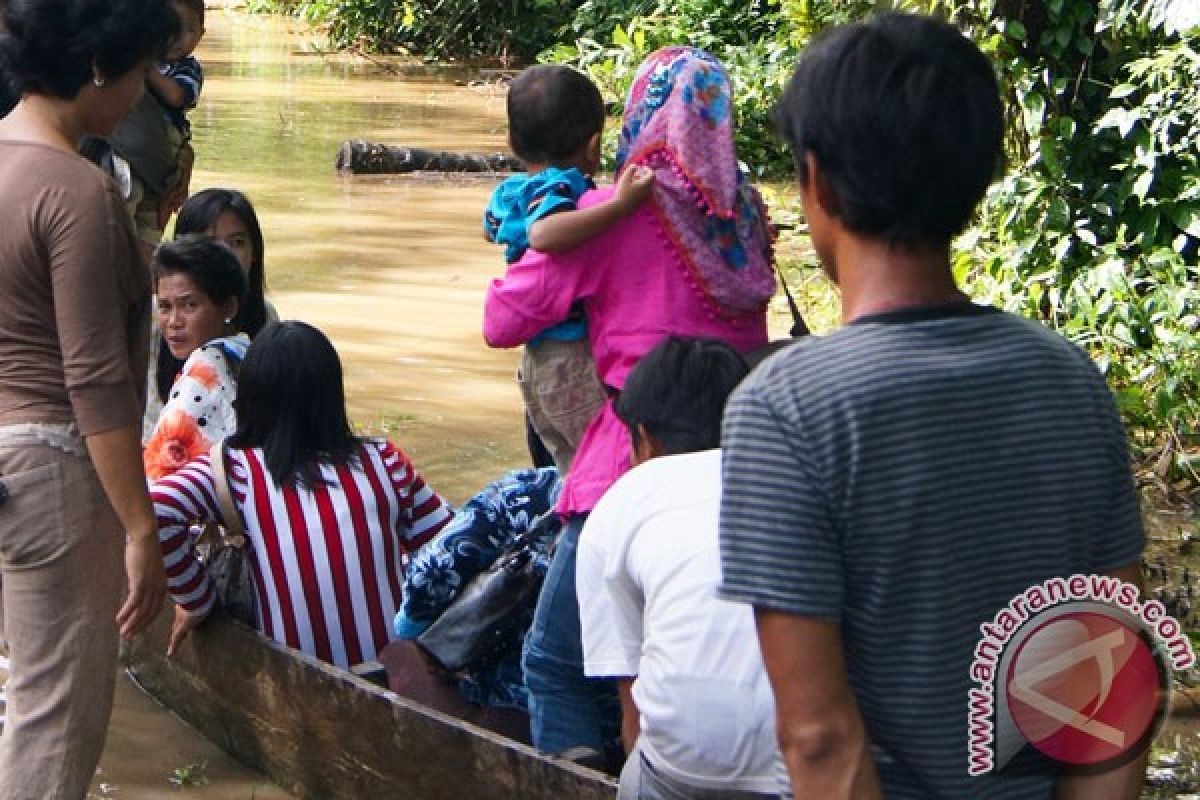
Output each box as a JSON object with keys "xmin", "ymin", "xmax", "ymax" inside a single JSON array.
[
  {"xmin": 615, "ymin": 336, "xmax": 749, "ymax": 456},
  {"xmin": 0, "ymin": 0, "xmax": 179, "ymax": 100},
  {"xmin": 507, "ymin": 65, "xmax": 605, "ymax": 165},
  {"xmin": 772, "ymin": 12, "xmax": 1003, "ymax": 249},
  {"xmin": 153, "ymin": 235, "xmax": 248, "ymax": 402},
  {"xmin": 0, "ymin": 64, "xmax": 16, "ymax": 117},
  {"xmin": 159, "ymin": 190, "xmax": 269, "ymax": 403},
  {"xmin": 174, "ymin": 0, "xmax": 204, "ymax": 19},
  {"xmin": 176, "ymin": 189, "xmax": 268, "ymax": 337},
  {"xmin": 229, "ymin": 321, "xmax": 361, "ymax": 488}
]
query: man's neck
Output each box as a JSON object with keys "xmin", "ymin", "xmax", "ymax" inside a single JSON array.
[{"xmin": 833, "ymin": 234, "xmax": 967, "ymax": 324}]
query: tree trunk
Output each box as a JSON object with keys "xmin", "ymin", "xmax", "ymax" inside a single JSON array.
[{"xmin": 336, "ymin": 139, "xmax": 525, "ymax": 174}]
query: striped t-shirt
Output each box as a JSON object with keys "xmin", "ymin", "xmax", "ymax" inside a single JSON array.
[
  {"xmin": 718, "ymin": 303, "xmax": 1144, "ymax": 798},
  {"xmin": 153, "ymin": 439, "xmax": 452, "ymax": 667}
]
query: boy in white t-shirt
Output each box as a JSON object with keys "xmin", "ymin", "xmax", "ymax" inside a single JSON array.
[{"xmin": 576, "ymin": 336, "xmax": 785, "ymax": 800}]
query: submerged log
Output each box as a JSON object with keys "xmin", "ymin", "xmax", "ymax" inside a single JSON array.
[{"xmin": 337, "ymin": 139, "xmax": 525, "ymax": 174}]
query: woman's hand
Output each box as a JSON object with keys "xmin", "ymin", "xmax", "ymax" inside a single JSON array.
[
  {"xmin": 167, "ymin": 604, "xmax": 208, "ymax": 656},
  {"xmin": 116, "ymin": 531, "xmax": 166, "ymax": 639},
  {"xmin": 83, "ymin": 425, "xmax": 167, "ymax": 640}
]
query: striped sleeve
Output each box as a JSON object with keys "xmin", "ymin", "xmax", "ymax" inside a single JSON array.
[
  {"xmin": 151, "ymin": 454, "xmax": 219, "ymax": 616},
  {"xmin": 165, "ymin": 57, "xmax": 203, "ymax": 109},
  {"xmin": 379, "ymin": 440, "xmax": 452, "ymax": 549},
  {"xmin": 717, "ymin": 382, "xmax": 843, "ymax": 620}
]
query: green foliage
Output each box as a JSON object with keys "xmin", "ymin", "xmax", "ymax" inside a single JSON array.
[
  {"xmin": 961, "ymin": 0, "xmax": 1199, "ymax": 468},
  {"xmin": 543, "ymin": 0, "xmax": 802, "ymax": 176},
  {"xmin": 250, "ymin": 0, "xmax": 579, "ymax": 60}
]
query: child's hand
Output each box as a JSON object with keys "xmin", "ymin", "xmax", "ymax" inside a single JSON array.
[{"xmin": 614, "ymin": 164, "xmax": 655, "ymax": 214}]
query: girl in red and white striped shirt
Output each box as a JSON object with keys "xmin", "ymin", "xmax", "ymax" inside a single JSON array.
[{"xmin": 152, "ymin": 321, "xmax": 452, "ymax": 667}]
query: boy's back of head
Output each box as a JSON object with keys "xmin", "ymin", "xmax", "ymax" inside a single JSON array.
[
  {"xmin": 175, "ymin": 0, "xmax": 204, "ymax": 22},
  {"xmin": 615, "ymin": 336, "xmax": 748, "ymax": 458},
  {"xmin": 507, "ymin": 64, "xmax": 604, "ymax": 167},
  {"xmin": 773, "ymin": 12, "xmax": 1003, "ymax": 249}
]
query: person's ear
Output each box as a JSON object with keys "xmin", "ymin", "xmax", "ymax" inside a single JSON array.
[
  {"xmin": 585, "ymin": 132, "xmax": 602, "ymax": 174},
  {"xmin": 631, "ymin": 424, "xmax": 664, "ymax": 465},
  {"xmin": 89, "ymin": 62, "xmax": 108, "ymax": 89},
  {"xmin": 804, "ymin": 151, "xmax": 840, "ymax": 219},
  {"xmin": 221, "ymin": 297, "xmax": 240, "ymax": 328}
]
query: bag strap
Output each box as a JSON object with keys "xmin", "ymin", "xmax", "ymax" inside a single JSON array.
[
  {"xmin": 775, "ymin": 264, "xmax": 811, "ymax": 338},
  {"xmin": 208, "ymin": 440, "xmax": 245, "ymax": 536}
]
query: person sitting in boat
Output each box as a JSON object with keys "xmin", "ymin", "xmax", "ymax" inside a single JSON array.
[
  {"xmin": 145, "ymin": 188, "xmax": 278, "ymax": 440},
  {"xmin": 144, "ymin": 235, "xmax": 249, "ymax": 480},
  {"xmin": 577, "ymin": 336, "xmax": 785, "ymax": 798},
  {"xmin": 151, "ymin": 321, "xmax": 560, "ymax": 672}
]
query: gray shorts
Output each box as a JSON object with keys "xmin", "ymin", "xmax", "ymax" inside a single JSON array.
[{"xmin": 618, "ymin": 739, "xmax": 784, "ymax": 800}]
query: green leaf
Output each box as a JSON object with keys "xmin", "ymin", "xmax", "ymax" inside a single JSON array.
[
  {"xmin": 1110, "ymin": 83, "xmax": 1138, "ymax": 99},
  {"xmin": 1171, "ymin": 205, "xmax": 1200, "ymax": 238},
  {"xmin": 1133, "ymin": 170, "xmax": 1156, "ymax": 201},
  {"xmin": 1007, "ymin": 19, "xmax": 1027, "ymax": 42},
  {"xmin": 1021, "ymin": 91, "xmax": 1046, "ymax": 135}
]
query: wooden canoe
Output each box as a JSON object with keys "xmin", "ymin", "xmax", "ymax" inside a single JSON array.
[{"xmin": 124, "ymin": 610, "xmax": 617, "ymax": 799}]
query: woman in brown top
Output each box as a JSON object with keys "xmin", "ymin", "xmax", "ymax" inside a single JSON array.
[{"xmin": 0, "ymin": 2, "xmax": 179, "ymax": 797}]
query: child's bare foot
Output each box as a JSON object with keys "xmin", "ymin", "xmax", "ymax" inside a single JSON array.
[{"xmin": 615, "ymin": 164, "xmax": 656, "ymax": 214}]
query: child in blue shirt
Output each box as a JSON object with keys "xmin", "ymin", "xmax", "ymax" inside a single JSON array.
[{"xmin": 485, "ymin": 64, "xmax": 653, "ymax": 473}]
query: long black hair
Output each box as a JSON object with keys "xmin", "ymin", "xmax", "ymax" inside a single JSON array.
[
  {"xmin": 176, "ymin": 188, "xmax": 268, "ymax": 336},
  {"xmin": 157, "ymin": 189, "xmax": 269, "ymax": 402},
  {"xmin": 228, "ymin": 321, "xmax": 361, "ymax": 488}
]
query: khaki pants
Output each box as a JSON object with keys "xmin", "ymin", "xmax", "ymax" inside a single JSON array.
[
  {"xmin": 517, "ymin": 339, "xmax": 606, "ymax": 474},
  {"xmin": 0, "ymin": 429, "xmax": 124, "ymax": 800}
]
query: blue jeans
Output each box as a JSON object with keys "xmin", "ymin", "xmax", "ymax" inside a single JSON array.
[{"xmin": 522, "ymin": 513, "xmax": 619, "ymax": 754}]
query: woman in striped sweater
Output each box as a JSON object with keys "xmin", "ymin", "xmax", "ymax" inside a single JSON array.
[{"xmin": 151, "ymin": 321, "xmax": 454, "ymax": 666}]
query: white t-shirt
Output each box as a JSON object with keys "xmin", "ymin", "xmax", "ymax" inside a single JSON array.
[{"xmin": 577, "ymin": 449, "xmax": 781, "ymax": 793}]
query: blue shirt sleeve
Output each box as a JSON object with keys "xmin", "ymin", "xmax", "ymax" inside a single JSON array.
[
  {"xmin": 484, "ymin": 168, "xmax": 593, "ymax": 263},
  {"xmin": 523, "ymin": 167, "xmax": 592, "ymax": 229}
]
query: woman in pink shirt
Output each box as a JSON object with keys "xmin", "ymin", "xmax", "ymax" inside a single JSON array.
[{"xmin": 483, "ymin": 46, "xmax": 773, "ymax": 760}]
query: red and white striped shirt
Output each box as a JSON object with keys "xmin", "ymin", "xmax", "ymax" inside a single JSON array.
[{"xmin": 152, "ymin": 439, "xmax": 452, "ymax": 667}]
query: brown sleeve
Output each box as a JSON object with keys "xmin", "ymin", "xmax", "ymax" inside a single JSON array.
[{"xmin": 44, "ymin": 174, "xmax": 145, "ymax": 436}]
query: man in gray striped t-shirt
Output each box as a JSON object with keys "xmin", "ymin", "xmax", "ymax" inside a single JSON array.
[{"xmin": 718, "ymin": 13, "xmax": 1146, "ymax": 800}]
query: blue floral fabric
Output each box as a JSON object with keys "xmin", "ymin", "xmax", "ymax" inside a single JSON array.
[
  {"xmin": 397, "ymin": 466, "xmax": 561, "ymax": 636},
  {"xmin": 396, "ymin": 466, "xmax": 561, "ymax": 711}
]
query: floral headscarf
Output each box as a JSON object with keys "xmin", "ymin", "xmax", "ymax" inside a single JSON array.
[{"xmin": 616, "ymin": 46, "xmax": 775, "ymax": 319}]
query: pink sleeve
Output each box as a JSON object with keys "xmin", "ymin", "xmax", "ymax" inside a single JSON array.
[
  {"xmin": 152, "ymin": 455, "xmax": 219, "ymax": 616},
  {"xmin": 482, "ymin": 188, "xmax": 611, "ymax": 348}
]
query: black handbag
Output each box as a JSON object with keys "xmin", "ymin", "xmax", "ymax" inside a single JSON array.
[
  {"xmin": 200, "ymin": 440, "xmax": 257, "ymax": 627},
  {"xmin": 417, "ymin": 514, "xmax": 555, "ymax": 672}
]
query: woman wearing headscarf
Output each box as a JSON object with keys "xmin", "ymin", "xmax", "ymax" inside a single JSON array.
[{"xmin": 483, "ymin": 46, "xmax": 774, "ymax": 760}]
